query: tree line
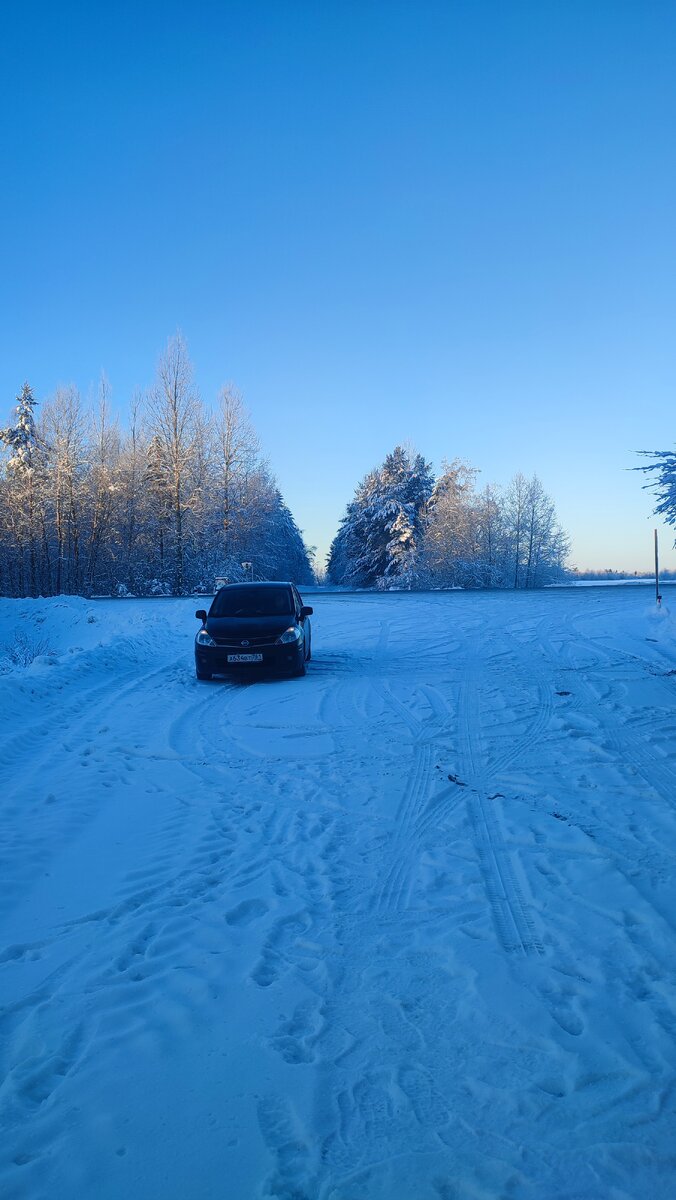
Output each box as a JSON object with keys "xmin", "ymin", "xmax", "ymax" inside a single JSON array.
[
  {"xmin": 327, "ymin": 446, "xmax": 569, "ymax": 589},
  {"xmin": 0, "ymin": 335, "xmax": 315, "ymax": 598}
]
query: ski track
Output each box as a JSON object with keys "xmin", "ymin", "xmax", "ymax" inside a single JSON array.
[{"xmin": 1, "ymin": 591, "xmax": 676, "ymax": 1199}]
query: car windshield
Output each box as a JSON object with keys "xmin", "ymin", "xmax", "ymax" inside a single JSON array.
[{"xmin": 210, "ymin": 586, "xmax": 294, "ymax": 618}]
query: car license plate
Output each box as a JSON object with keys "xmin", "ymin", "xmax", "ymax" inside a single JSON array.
[{"xmin": 227, "ymin": 653, "xmax": 263, "ymax": 663}]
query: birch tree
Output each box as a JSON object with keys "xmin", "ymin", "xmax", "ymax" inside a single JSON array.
[
  {"xmin": 117, "ymin": 394, "xmax": 146, "ymax": 593},
  {"xmin": 0, "ymin": 345, "xmax": 316, "ymax": 597},
  {"xmin": 43, "ymin": 387, "xmax": 86, "ymax": 593},
  {"xmin": 503, "ymin": 471, "xmax": 529, "ymax": 588},
  {"xmin": 215, "ymin": 386, "xmax": 259, "ymax": 558},
  {"xmin": 421, "ymin": 460, "xmax": 479, "ymax": 587},
  {"xmin": 84, "ymin": 374, "xmax": 120, "ymax": 592},
  {"xmin": 145, "ymin": 333, "xmax": 201, "ymax": 594}
]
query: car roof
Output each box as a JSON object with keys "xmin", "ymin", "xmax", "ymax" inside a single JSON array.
[{"xmin": 217, "ymin": 581, "xmax": 293, "ymax": 590}]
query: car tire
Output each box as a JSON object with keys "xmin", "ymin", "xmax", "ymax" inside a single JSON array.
[
  {"xmin": 306, "ymin": 636, "xmax": 312, "ymax": 661},
  {"xmin": 196, "ymin": 667, "xmax": 212, "ymax": 681}
]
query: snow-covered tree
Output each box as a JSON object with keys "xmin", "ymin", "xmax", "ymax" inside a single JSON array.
[
  {"xmin": 472, "ymin": 484, "xmax": 506, "ymax": 587},
  {"xmin": 0, "ymin": 339, "xmax": 315, "ymax": 597},
  {"xmin": 503, "ymin": 473, "xmax": 569, "ymax": 588},
  {"xmin": 329, "ymin": 454, "xmax": 568, "ymax": 590},
  {"xmin": 1, "ymin": 382, "xmax": 39, "ymax": 472},
  {"xmin": 116, "ymin": 395, "xmax": 147, "ymax": 593},
  {"xmin": 83, "ymin": 374, "xmax": 121, "ymax": 592},
  {"xmin": 145, "ymin": 333, "xmax": 201, "ymax": 594},
  {"xmin": 0, "ymin": 383, "xmax": 44, "ymax": 594},
  {"xmin": 420, "ymin": 459, "xmax": 479, "ymax": 587},
  {"xmin": 635, "ymin": 449, "xmax": 676, "ymax": 535},
  {"xmin": 42, "ymin": 386, "xmax": 87, "ymax": 593},
  {"xmin": 328, "ymin": 446, "xmax": 434, "ymax": 587},
  {"xmin": 215, "ymin": 386, "xmax": 260, "ymax": 558}
]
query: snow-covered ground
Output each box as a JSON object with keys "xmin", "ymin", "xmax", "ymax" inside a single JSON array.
[{"xmin": 1, "ymin": 588, "xmax": 676, "ymax": 1200}]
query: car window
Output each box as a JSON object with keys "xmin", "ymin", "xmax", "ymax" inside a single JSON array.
[{"xmin": 210, "ymin": 587, "xmax": 293, "ymax": 617}]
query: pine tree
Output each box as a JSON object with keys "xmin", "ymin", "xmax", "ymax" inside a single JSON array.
[
  {"xmin": 328, "ymin": 446, "xmax": 433, "ymax": 587},
  {"xmin": 0, "ymin": 383, "xmax": 45, "ymax": 595},
  {"xmin": 635, "ymin": 449, "xmax": 676, "ymax": 535}
]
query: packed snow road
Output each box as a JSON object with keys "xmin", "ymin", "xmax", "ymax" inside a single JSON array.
[{"xmin": 1, "ymin": 588, "xmax": 676, "ymax": 1200}]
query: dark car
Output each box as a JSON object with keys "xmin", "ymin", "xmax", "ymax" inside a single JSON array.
[{"xmin": 194, "ymin": 581, "xmax": 313, "ymax": 680}]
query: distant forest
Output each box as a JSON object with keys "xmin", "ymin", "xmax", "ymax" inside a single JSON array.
[
  {"xmin": 0, "ymin": 335, "xmax": 314, "ymax": 598},
  {"xmin": 328, "ymin": 446, "xmax": 569, "ymax": 589},
  {"xmin": 2, "ymin": 339, "xmax": 597, "ymax": 598},
  {"xmin": 1, "ymin": 362, "xmax": 574, "ymax": 597},
  {"xmin": 570, "ymin": 569, "xmax": 674, "ymax": 581}
]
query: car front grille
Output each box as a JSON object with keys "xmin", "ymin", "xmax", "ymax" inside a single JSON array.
[{"xmin": 212, "ymin": 635, "xmax": 277, "ymax": 648}]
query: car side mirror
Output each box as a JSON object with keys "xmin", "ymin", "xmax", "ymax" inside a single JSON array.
[
  {"xmin": 195, "ymin": 610, "xmax": 207, "ymax": 623},
  {"xmin": 300, "ymin": 606, "xmax": 313, "ymax": 618}
]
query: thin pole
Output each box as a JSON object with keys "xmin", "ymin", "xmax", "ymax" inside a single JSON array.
[{"xmin": 654, "ymin": 528, "xmax": 661, "ymax": 606}]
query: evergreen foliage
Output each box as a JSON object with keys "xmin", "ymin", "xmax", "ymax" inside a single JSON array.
[
  {"xmin": 635, "ymin": 449, "xmax": 676, "ymax": 533},
  {"xmin": 329, "ymin": 447, "xmax": 434, "ymax": 588}
]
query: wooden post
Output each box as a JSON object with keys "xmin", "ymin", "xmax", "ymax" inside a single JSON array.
[{"xmin": 654, "ymin": 528, "xmax": 661, "ymax": 606}]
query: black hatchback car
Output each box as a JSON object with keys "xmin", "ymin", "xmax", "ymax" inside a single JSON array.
[{"xmin": 194, "ymin": 582, "xmax": 313, "ymax": 680}]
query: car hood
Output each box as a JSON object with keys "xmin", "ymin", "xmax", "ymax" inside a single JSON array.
[{"xmin": 206, "ymin": 615, "xmax": 295, "ymax": 640}]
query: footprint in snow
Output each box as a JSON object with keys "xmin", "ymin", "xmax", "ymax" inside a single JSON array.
[{"xmin": 225, "ymin": 898, "xmax": 269, "ymax": 927}]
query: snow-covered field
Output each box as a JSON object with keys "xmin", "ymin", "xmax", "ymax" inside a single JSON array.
[{"xmin": 1, "ymin": 588, "xmax": 676, "ymax": 1200}]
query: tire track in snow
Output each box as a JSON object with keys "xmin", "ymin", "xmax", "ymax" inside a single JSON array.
[
  {"xmin": 368, "ymin": 678, "xmax": 456, "ymax": 914},
  {"xmin": 456, "ymin": 641, "xmax": 545, "ymax": 958},
  {"xmin": 372, "ymin": 678, "xmax": 420, "ymax": 738},
  {"xmin": 469, "ymin": 793, "xmax": 544, "ymax": 956},
  {"xmin": 372, "ymin": 630, "xmax": 555, "ymax": 930},
  {"xmin": 371, "ymin": 620, "xmax": 553, "ymax": 950},
  {"xmin": 376, "ymin": 743, "xmax": 434, "ymax": 913}
]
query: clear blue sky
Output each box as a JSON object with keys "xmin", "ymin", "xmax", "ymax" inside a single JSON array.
[{"xmin": 2, "ymin": 0, "xmax": 675, "ymax": 571}]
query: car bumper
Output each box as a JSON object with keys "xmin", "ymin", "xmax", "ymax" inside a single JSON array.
[{"xmin": 195, "ymin": 642, "xmax": 304, "ymax": 675}]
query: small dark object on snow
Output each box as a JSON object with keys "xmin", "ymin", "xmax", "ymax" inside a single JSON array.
[
  {"xmin": 448, "ymin": 773, "xmax": 467, "ymax": 786},
  {"xmin": 556, "ymin": 690, "xmax": 572, "ymax": 696},
  {"xmin": 488, "ymin": 792, "xmax": 504, "ymax": 800},
  {"xmin": 552, "ymin": 812, "xmax": 567, "ymax": 821}
]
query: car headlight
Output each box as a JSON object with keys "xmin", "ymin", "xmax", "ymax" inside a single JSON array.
[
  {"xmin": 196, "ymin": 629, "xmax": 216, "ymax": 646},
  {"xmin": 276, "ymin": 625, "xmax": 302, "ymax": 645}
]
